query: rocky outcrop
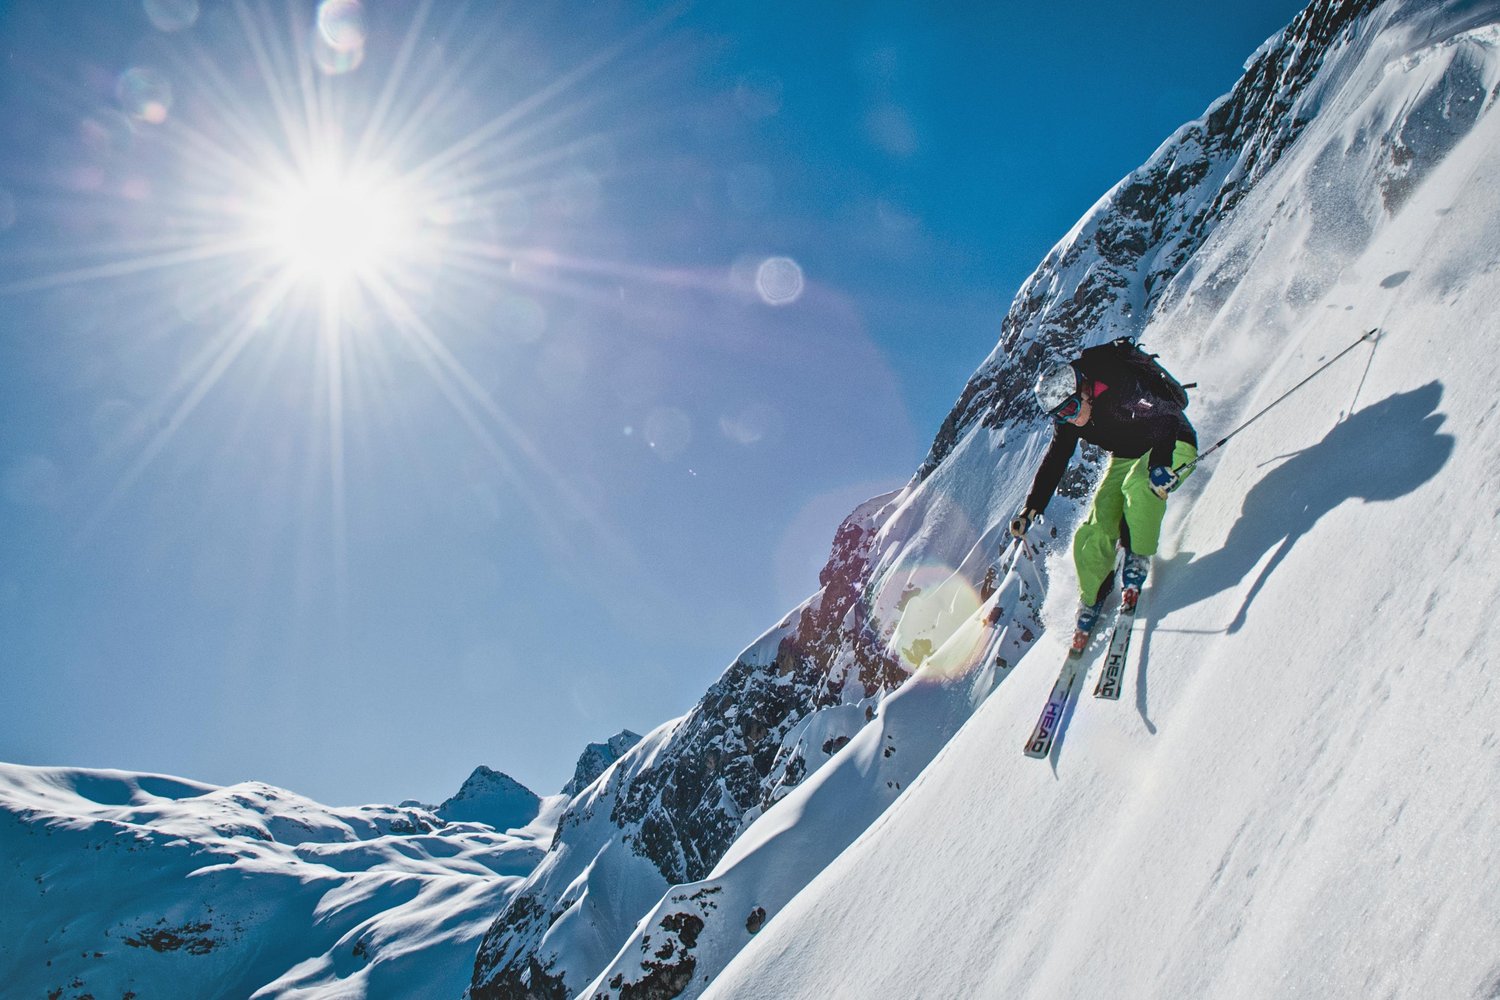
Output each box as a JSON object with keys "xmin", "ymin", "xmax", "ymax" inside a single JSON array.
[{"xmin": 605, "ymin": 496, "xmax": 907, "ymax": 888}]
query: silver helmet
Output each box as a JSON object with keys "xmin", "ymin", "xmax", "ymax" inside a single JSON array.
[{"xmin": 1033, "ymin": 362, "xmax": 1079, "ymax": 414}]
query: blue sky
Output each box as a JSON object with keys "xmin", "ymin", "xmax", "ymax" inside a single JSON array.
[{"xmin": 0, "ymin": 0, "xmax": 1305, "ymax": 806}]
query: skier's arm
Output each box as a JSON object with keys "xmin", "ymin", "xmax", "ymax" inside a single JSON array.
[
  {"xmin": 1024, "ymin": 423, "xmax": 1080, "ymax": 513},
  {"xmin": 1147, "ymin": 409, "xmax": 1197, "ymax": 470}
]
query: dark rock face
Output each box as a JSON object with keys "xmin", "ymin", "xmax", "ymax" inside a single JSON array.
[
  {"xmin": 606, "ymin": 501, "xmax": 905, "ymax": 887},
  {"xmin": 123, "ymin": 920, "xmax": 219, "ymax": 955},
  {"xmin": 597, "ymin": 910, "xmax": 706, "ymax": 1000},
  {"xmin": 917, "ymin": 0, "xmax": 1382, "ymax": 483},
  {"xmin": 469, "ymin": 895, "xmax": 572, "ymax": 1000}
]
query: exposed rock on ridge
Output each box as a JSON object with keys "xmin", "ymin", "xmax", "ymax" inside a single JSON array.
[{"xmin": 918, "ymin": 0, "xmax": 1382, "ymax": 481}]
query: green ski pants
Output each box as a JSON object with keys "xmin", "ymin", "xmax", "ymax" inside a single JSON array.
[{"xmin": 1073, "ymin": 441, "xmax": 1198, "ymax": 605}]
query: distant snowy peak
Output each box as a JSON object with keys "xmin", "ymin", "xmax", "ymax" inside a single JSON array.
[
  {"xmin": 436, "ymin": 765, "xmax": 542, "ymax": 831},
  {"xmin": 562, "ymin": 730, "xmax": 643, "ymax": 797},
  {"xmin": 918, "ymin": 0, "xmax": 1382, "ymax": 479}
]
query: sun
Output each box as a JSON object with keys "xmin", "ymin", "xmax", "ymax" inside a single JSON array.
[
  {"xmin": 2, "ymin": 0, "xmax": 669, "ymax": 555},
  {"xmin": 250, "ymin": 157, "xmax": 419, "ymax": 292}
]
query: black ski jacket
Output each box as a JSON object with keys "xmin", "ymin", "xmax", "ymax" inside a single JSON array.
[{"xmin": 1023, "ymin": 359, "xmax": 1197, "ymax": 513}]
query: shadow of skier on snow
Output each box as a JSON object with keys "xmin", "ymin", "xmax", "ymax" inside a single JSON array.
[{"xmin": 1153, "ymin": 382, "xmax": 1454, "ymax": 635}]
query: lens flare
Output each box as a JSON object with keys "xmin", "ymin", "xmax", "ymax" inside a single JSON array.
[
  {"xmin": 315, "ymin": 0, "xmax": 367, "ymax": 75},
  {"xmin": 884, "ymin": 564, "xmax": 985, "ymax": 676},
  {"xmin": 318, "ymin": 0, "xmax": 367, "ymax": 51},
  {"xmin": 143, "ymin": 0, "xmax": 199, "ymax": 33},
  {"xmin": 116, "ymin": 67, "xmax": 173, "ymax": 124},
  {"xmin": 755, "ymin": 255, "xmax": 803, "ymax": 305}
]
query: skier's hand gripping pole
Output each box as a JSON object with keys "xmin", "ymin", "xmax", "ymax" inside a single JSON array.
[{"xmin": 1009, "ymin": 508, "xmax": 1043, "ymax": 539}]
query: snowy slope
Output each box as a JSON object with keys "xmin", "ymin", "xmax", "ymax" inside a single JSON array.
[
  {"xmin": 583, "ymin": 0, "xmax": 1474, "ymax": 994},
  {"xmin": 699, "ymin": 4, "xmax": 1500, "ymax": 998},
  {"xmin": 468, "ymin": 498, "xmax": 920, "ymax": 1000},
  {"xmin": 0, "ymin": 762, "xmax": 553, "ymax": 999},
  {"xmin": 493, "ymin": 12, "xmax": 1436, "ymax": 991}
]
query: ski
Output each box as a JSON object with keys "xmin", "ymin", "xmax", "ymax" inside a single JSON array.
[
  {"xmin": 1093, "ymin": 609, "xmax": 1133, "ymax": 700},
  {"xmin": 1095, "ymin": 584, "xmax": 1147, "ymax": 699},
  {"xmin": 1024, "ymin": 649, "xmax": 1084, "ymax": 759},
  {"xmin": 1025, "ymin": 550, "xmax": 1133, "ymax": 756}
]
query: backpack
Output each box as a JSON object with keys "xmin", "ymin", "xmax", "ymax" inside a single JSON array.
[{"xmin": 1077, "ymin": 337, "xmax": 1193, "ymax": 409}]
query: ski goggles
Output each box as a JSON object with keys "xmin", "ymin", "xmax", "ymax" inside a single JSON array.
[{"xmin": 1051, "ymin": 394, "xmax": 1083, "ymax": 422}]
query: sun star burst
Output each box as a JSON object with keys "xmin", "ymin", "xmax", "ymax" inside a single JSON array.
[{"xmin": 251, "ymin": 158, "xmax": 418, "ymax": 293}]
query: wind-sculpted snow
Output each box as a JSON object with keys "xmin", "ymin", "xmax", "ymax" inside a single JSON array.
[{"xmin": 0, "ymin": 763, "xmax": 549, "ymax": 999}]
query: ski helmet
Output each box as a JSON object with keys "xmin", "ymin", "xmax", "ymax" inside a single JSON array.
[{"xmin": 1033, "ymin": 362, "xmax": 1079, "ymax": 414}]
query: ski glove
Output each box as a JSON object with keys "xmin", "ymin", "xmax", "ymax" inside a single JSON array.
[
  {"xmin": 1149, "ymin": 465, "xmax": 1179, "ymax": 499},
  {"xmin": 1009, "ymin": 507, "xmax": 1040, "ymax": 538}
]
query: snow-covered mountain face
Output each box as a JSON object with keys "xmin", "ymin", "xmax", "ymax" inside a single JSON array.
[
  {"xmin": 467, "ymin": 490, "xmax": 923, "ymax": 998},
  {"xmin": 561, "ymin": 731, "xmax": 643, "ymax": 798},
  {"xmin": 921, "ymin": 0, "xmax": 1385, "ymax": 481},
  {"xmin": 1, "ymin": 724, "xmax": 645, "ymax": 998},
  {"xmin": 701, "ymin": 4, "xmax": 1500, "ymax": 989},
  {"xmin": 518, "ymin": 0, "xmax": 1500, "ymax": 997},
  {"xmin": 0, "ymin": 736, "xmax": 643, "ymax": 999}
]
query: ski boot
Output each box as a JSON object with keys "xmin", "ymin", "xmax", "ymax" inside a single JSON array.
[
  {"xmin": 1120, "ymin": 551, "xmax": 1149, "ymax": 615},
  {"xmin": 1070, "ymin": 600, "xmax": 1103, "ymax": 656}
]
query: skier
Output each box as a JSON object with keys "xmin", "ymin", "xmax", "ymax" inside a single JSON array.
[{"xmin": 1008, "ymin": 341, "xmax": 1198, "ymax": 652}]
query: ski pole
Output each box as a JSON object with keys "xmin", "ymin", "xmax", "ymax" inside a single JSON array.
[
  {"xmin": 1172, "ymin": 327, "xmax": 1380, "ymax": 476},
  {"xmin": 1011, "ymin": 533, "xmax": 1047, "ymax": 598}
]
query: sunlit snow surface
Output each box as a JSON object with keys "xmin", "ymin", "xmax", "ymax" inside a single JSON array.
[
  {"xmin": 0, "ymin": 763, "xmax": 555, "ymax": 998},
  {"xmin": 694, "ymin": 8, "xmax": 1500, "ymax": 1000}
]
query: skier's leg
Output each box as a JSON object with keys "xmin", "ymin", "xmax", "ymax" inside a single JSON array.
[
  {"xmin": 1073, "ymin": 457, "xmax": 1131, "ymax": 605},
  {"xmin": 1120, "ymin": 441, "xmax": 1198, "ymax": 557}
]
